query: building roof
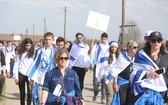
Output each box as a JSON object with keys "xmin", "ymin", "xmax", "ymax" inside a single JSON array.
[{"xmin": 0, "ymin": 33, "xmax": 43, "ymax": 42}]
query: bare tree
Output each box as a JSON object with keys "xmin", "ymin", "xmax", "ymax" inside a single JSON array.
[{"xmin": 125, "ymin": 20, "xmax": 142, "ymax": 43}]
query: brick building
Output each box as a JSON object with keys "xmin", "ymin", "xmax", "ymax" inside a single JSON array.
[{"xmin": 0, "ymin": 33, "xmax": 43, "ymax": 44}]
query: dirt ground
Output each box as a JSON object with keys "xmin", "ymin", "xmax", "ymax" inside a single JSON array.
[{"xmin": 0, "ymin": 71, "xmax": 104, "ymax": 105}]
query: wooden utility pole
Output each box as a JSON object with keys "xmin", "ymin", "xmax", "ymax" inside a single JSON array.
[
  {"xmin": 64, "ymin": 6, "xmax": 67, "ymax": 40},
  {"xmin": 26, "ymin": 28, "xmax": 28, "ymax": 36},
  {"xmin": 33, "ymin": 25, "xmax": 35, "ymax": 42},
  {"xmin": 121, "ymin": 0, "xmax": 125, "ymax": 48},
  {"xmin": 58, "ymin": 5, "xmax": 68, "ymax": 40},
  {"xmin": 43, "ymin": 18, "xmax": 47, "ymax": 34}
]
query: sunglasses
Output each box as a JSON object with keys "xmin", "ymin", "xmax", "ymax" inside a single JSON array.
[
  {"xmin": 133, "ymin": 46, "xmax": 138, "ymax": 49},
  {"xmin": 130, "ymin": 46, "xmax": 138, "ymax": 49},
  {"xmin": 59, "ymin": 57, "xmax": 69, "ymax": 60},
  {"xmin": 150, "ymin": 38, "xmax": 163, "ymax": 43}
]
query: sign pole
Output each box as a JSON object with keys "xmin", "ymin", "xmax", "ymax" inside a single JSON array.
[{"xmin": 91, "ymin": 19, "xmax": 98, "ymax": 44}]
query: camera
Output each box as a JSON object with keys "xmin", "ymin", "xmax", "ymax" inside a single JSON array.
[{"xmin": 54, "ymin": 98, "xmax": 62, "ymax": 105}]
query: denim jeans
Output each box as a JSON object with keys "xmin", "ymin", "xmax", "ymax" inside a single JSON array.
[
  {"xmin": 32, "ymin": 83, "xmax": 42, "ymax": 105},
  {"xmin": 93, "ymin": 65, "xmax": 106, "ymax": 100}
]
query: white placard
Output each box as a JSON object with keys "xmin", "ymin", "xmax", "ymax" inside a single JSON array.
[
  {"xmin": 52, "ymin": 36, "xmax": 58, "ymax": 44},
  {"xmin": 14, "ymin": 35, "xmax": 21, "ymax": 40},
  {"xmin": 86, "ymin": 10, "xmax": 110, "ymax": 32}
]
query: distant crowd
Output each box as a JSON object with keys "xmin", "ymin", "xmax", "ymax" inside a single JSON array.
[{"xmin": 0, "ymin": 31, "xmax": 168, "ymax": 105}]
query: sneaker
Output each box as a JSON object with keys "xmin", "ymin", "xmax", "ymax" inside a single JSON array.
[
  {"xmin": 92, "ymin": 96, "xmax": 97, "ymax": 101},
  {"xmin": 101, "ymin": 99, "xmax": 106, "ymax": 104},
  {"xmin": 7, "ymin": 73, "xmax": 11, "ymax": 78}
]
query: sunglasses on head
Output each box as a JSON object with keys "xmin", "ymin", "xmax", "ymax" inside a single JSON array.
[
  {"xmin": 59, "ymin": 57, "xmax": 69, "ymax": 60},
  {"xmin": 150, "ymin": 38, "xmax": 163, "ymax": 43}
]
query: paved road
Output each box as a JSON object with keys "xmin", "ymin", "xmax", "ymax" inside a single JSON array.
[{"xmin": 0, "ymin": 71, "xmax": 104, "ymax": 105}]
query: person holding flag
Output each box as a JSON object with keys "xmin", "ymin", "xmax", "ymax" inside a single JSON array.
[
  {"xmin": 129, "ymin": 31, "xmax": 168, "ymax": 104},
  {"xmin": 27, "ymin": 32, "xmax": 57, "ymax": 105},
  {"xmin": 88, "ymin": 32, "xmax": 109, "ymax": 104},
  {"xmin": 69, "ymin": 32, "xmax": 90, "ymax": 92},
  {"xmin": 104, "ymin": 41, "xmax": 120, "ymax": 105},
  {"xmin": 106, "ymin": 40, "xmax": 138, "ymax": 105}
]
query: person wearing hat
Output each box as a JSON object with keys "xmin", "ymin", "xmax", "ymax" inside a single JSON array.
[
  {"xmin": 108, "ymin": 40, "xmax": 138, "ymax": 105},
  {"xmin": 144, "ymin": 30, "xmax": 153, "ymax": 42},
  {"xmin": 129, "ymin": 31, "xmax": 168, "ymax": 104}
]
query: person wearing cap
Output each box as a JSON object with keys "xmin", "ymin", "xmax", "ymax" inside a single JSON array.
[
  {"xmin": 107, "ymin": 40, "xmax": 138, "ymax": 105},
  {"xmin": 104, "ymin": 41, "xmax": 120, "ymax": 105},
  {"xmin": 144, "ymin": 30, "xmax": 153, "ymax": 42},
  {"xmin": 129, "ymin": 31, "xmax": 168, "ymax": 104}
]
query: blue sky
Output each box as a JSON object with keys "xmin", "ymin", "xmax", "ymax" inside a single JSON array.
[{"xmin": 0, "ymin": 0, "xmax": 168, "ymax": 42}]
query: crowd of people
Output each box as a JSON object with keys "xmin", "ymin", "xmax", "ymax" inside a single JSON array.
[{"xmin": 0, "ymin": 31, "xmax": 168, "ymax": 105}]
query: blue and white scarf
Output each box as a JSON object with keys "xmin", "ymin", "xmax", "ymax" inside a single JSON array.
[
  {"xmin": 94, "ymin": 42, "xmax": 109, "ymax": 79},
  {"xmin": 5, "ymin": 45, "xmax": 15, "ymax": 53},
  {"xmin": 106, "ymin": 50, "xmax": 132, "ymax": 83},
  {"xmin": 69, "ymin": 42, "xmax": 90, "ymax": 68},
  {"xmin": 131, "ymin": 49, "xmax": 167, "ymax": 95},
  {"xmin": 27, "ymin": 47, "xmax": 56, "ymax": 85},
  {"xmin": 111, "ymin": 77, "xmax": 129, "ymax": 105},
  {"xmin": 134, "ymin": 89, "xmax": 164, "ymax": 105}
]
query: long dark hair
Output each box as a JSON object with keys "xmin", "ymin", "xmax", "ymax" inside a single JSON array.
[
  {"xmin": 65, "ymin": 41, "xmax": 72, "ymax": 52},
  {"xmin": 143, "ymin": 41, "xmax": 166, "ymax": 55},
  {"xmin": 17, "ymin": 38, "xmax": 34, "ymax": 58},
  {"xmin": 108, "ymin": 46, "xmax": 120, "ymax": 64}
]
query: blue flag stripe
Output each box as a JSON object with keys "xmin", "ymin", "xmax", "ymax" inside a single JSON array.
[
  {"xmin": 28, "ymin": 52, "xmax": 42, "ymax": 78},
  {"xmin": 100, "ymin": 57, "xmax": 109, "ymax": 63}
]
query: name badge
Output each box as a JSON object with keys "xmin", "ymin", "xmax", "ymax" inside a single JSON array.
[{"xmin": 53, "ymin": 84, "xmax": 62, "ymax": 97}]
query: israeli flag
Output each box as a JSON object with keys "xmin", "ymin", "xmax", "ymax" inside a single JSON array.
[
  {"xmin": 69, "ymin": 42, "xmax": 90, "ymax": 68},
  {"xmin": 95, "ymin": 43, "xmax": 109, "ymax": 80},
  {"xmin": 27, "ymin": 47, "xmax": 56, "ymax": 85},
  {"xmin": 106, "ymin": 51, "xmax": 132, "ymax": 84},
  {"xmin": 111, "ymin": 77, "xmax": 129, "ymax": 105},
  {"xmin": 131, "ymin": 49, "xmax": 167, "ymax": 95},
  {"xmin": 134, "ymin": 89, "xmax": 164, "ymax": 105}
]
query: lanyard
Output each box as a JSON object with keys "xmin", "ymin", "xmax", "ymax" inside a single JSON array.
[{"xmin": 57, "ymin": 67, "xmax": 66, "ymax": 94}]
